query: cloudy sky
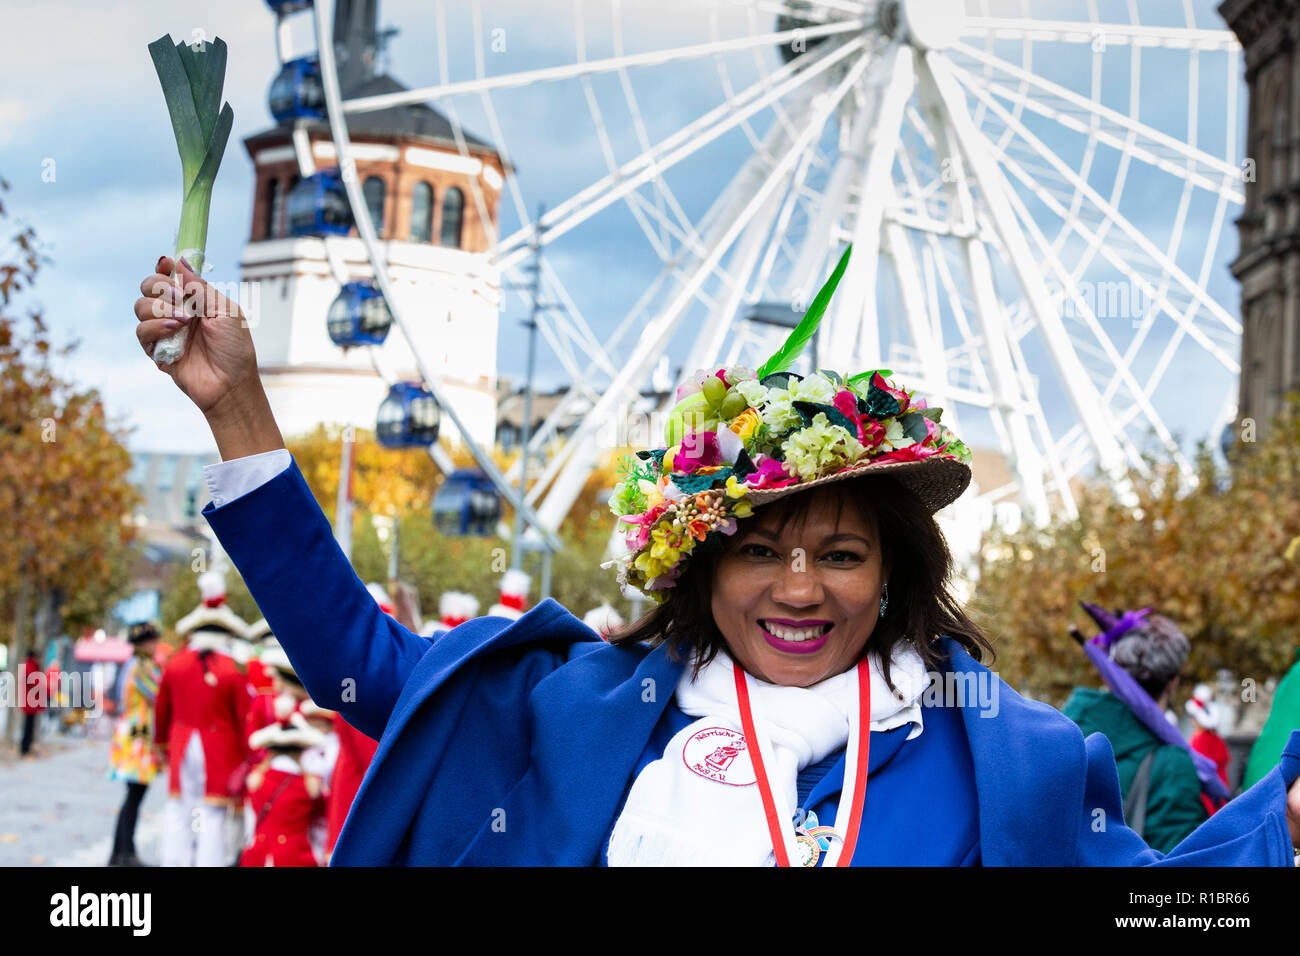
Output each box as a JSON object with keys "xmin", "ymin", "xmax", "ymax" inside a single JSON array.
[{"xmin": 1, "ymin": 0, "xmax": 1247, "ymax": 465}]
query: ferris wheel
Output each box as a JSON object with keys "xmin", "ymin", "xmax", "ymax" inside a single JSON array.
[{"xmin": 278, "ymin": 0, "xmax": 1245, "ymax": 543}]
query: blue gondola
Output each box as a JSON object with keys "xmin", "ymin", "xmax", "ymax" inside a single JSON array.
[
  {"xmin": 265, "ymin": 0, "xmax": 313, "ymax": 12},
  {"xmin": 287, "ymin": 169, "xmax": 352, "ymax": 237},
  {"xmin": 377, "ymin": 382, "xmax": 440, "ymax": 449},
  {"xmin": 432, "ymin": 470, "xmax": 501, "ymax": 537},
  {"xmin": 327, "ymin": 281, "xmax": 392, "ymax": 348},
  {"xmin": 269, "ymin": 56, "xmax": 325, "ymax": 122}
]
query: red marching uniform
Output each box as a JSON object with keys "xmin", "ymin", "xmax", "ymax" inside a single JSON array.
[
  {"xmin": 327, "ymin": 718, "xmax": 379, "ymax": 851},
  {"xmin": 154, "ymin": 645, "xmax": 252, "ymax": 801},
  {"xmin": 240, "ymin": 765, "xmax": 326, "ymax": 867}
]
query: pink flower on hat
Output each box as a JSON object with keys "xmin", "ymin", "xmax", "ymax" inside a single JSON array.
[
  {"xmin": 872, "ymin": 441, "xmax": 942, "ymax": 464},
  {"xmin": 676, "ymin": 428, "xmax": 722, "ymax": 472},
  {"xmin": 832, "ymin": 388, "xmax": 867, "ymax": 445},
  {"xmin": 871, "ymin": 371, "xmax": 911, "ymax": 415},
  {"xmin": 743, "ymin": 456, "xmax": 796, "ymax": 489}
]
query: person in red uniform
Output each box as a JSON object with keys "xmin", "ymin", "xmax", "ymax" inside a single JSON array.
[
  {"xmin": 323, "ymin": 584, "xmax": 395, "ymax": 857},
  {"xmin": 240, "ymin": 715, "xmax": 328, "ymax": 867},
  {"xmin": 19, "ymin": 649, "xmax": 46, "ymax": 757},
  {"xmin": 244, "ymin": 619, "xmax": 276, "ymax": 695},
  {"xmin": 1186, "ymin": 683, "xmax": 1231, "ymax": 816},
  {"xmin": 244, "ymin": 643, "xmax": 310, "ymax": 758},
  {"xmin": 155, "ymin": 576, "xmax": 252, "ymax": 867}
]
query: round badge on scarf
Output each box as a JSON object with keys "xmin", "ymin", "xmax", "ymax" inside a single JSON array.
[{"xmin": 681, "ymin": 726, "xmax": 756, "ymax": 786}]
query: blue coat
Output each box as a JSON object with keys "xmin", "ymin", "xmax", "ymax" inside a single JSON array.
[{"xmin": 204, "ymin": 458, "xmax": 1300, "ymax": 865}]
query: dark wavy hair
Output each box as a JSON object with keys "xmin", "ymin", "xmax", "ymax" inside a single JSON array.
[{"xmin": 606, "ymin": 474, "xmax": 993, "ymax": 691}]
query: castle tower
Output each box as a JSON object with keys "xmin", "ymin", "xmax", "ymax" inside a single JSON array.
[
  {"xmin": 1221, "ymin": 0, "xmax": 1300, "ymax": 434},
  {"xmin": 239, "ymin": 1, "xmax": 503, "ymax": 447}
]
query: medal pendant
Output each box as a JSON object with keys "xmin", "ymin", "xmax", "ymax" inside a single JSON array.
[{"xmin": 795, "ymin": 832, "xmax": 821, "ymax": 867}]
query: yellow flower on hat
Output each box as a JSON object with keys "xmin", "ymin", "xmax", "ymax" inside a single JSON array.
[
  {"xmin": 637, "ymin": 478, "xmax": 664, "ymax": 511},
  {"xmin": 728, "ymin": 407, "xmax": 761, "ymax": 442}
]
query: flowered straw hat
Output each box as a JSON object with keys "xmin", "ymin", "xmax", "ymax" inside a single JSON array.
[{"xmin": 605, "ymin": 247, "xmax": 973, "ymax": 603}]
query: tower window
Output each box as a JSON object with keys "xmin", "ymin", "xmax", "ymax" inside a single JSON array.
[
  {"xmin": 410, "ymin": 181, "xmax": 434, "ymax": 243},
  {"xmin": 440, "ymin": 186, "xmax": 464, "ymax": 248},
  {"xmin": 363, "ymin": 175, "xmax": 386, "ymax": 236},
  {"xmin": 283, "ymin": 174, "xmax": 301, "ymax": 238},
  {"xmin": 264, "ymin": 177, "xmax": 282, "ymax": 240}
]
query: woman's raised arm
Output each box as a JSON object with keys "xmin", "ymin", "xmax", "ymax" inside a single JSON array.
[{"xmin": 134, "ymin": 254, "xmax": 426, "ymax": 735}]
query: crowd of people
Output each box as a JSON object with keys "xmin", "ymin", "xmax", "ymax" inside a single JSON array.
[{"xmin": 102, "ymin": 566, "xmax": 623, "ymax": 867}]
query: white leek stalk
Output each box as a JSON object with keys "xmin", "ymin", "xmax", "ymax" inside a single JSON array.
[{"xmin": 147, "ymin": 34, "xmax": 234, "ymax": 365}]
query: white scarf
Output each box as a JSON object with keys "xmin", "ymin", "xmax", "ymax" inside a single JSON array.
[{"xmin": 608, "ymin": 645, "xmax": 928, "ymax": 867}]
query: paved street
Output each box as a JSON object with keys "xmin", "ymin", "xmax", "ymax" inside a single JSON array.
[{"xmin": 0, "ymin": 720, "xmax": 166, "ymax": 867}]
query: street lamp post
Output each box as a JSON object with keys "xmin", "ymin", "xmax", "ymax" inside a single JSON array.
[{"xmin": 511, "ymin": 204, "xmax": 545, "ymax": 575}]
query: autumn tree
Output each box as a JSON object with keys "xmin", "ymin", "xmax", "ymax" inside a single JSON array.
[
  {"xmin": 970, "ymin": 399, "xmax": 1300, "ymax": 708},
  {"xmin": 0, "ymin": 177, "xmax": 139, "ymax": 744}
]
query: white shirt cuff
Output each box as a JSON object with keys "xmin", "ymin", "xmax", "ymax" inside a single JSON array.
[{"xmin": 203, "ymin": 448, "xmax": 293, "ymax": 508}]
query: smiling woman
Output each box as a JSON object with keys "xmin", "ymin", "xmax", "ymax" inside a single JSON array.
[
  {"xmin": 132, "ymin": 248, "xmax": 1300, "ymax": 867},
  {"xmin": 609, "ymin": 476, "xmax": 990, "ymax": 692}
]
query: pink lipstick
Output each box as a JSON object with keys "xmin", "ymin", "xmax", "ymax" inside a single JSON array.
[{"xmin": 758, "ymin": 619, "xmax": 832, "ymax": 655}]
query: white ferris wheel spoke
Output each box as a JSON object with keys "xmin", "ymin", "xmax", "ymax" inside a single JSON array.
[
  {"xmin": 980, "ymin": 110, "xmax": 1241, "ymax": 380},
  {"xmin": 950, "ymin": 44, "xmax": 1245, "ymax": 200},
  {"xmin": 911, "ymin": 49, "xmax": 1054, "ymax": 519},
  {"xmin": 959, "ymin": 74, "xmax": 1243, "ymax": 345},
  {"xmin": 959, "ymin": 17, "xmax": 1240, "ymax": 52},
  {"xmin": 827, "ymin": 44, "xmax": 917, "ymax": 368},
  {"xmin": 996, "ymin": 169, "xmax": 1190, "ymax": 481},
  {"xmin": 494, "ymin": 34, "xmax": 869, "ymax": 269},
  {"xmin": 341, "ymin": 18, "xmax": 865, "ymax": 115},
  {"xmin": 922, "ymin": 48, "xmax": 1139, "ymax": 506}
]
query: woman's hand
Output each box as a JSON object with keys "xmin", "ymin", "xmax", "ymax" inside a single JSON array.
[{"xmin": 134, "ymin": 254, "xmax": 285, "ymax": 460}]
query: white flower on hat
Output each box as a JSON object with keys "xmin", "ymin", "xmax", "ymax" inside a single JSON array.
[
  {"xmin": 882, "ymin": 418, "xmax": 915, "ymax": 450},
  {"xmin": 788, "ymin": 373, "xmax": 835, "ymax": 404},
  {"xmin": 735, "ymin": 379, "xmax": 769, "ymax": 407},
  {"xmin": 760, "ymin": 389, "xmax": 802, "ymax": 432}
]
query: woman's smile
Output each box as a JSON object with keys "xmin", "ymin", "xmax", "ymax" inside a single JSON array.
[{"xmin": 758, "ymin": 618, "xmax": 834, "ymax": 654}]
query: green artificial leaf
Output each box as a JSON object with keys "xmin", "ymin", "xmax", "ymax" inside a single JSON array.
[
  {"xmin": 636, "ymin": 448, "xmax": 667, "ymax": 465},
  {"xmin": 755, "ymin": 244, "xmax": 853, "ymax": 380},
  {"xmin": 673, "ymin": 469, "xmax": 732, "ymax": 494},
  {"xmin": 917, "ymin": 406, "xmax": 943, "ymax": 423},
  {"xmin": 846, "ymin": 368, "xmax": 893, "ymax": 386},
  {"xmin": 792, "ymin": 401, "xmax": 858, "ymax": 436},
  {"xmin": 898, "ymin": 411, "xmax": 930, "ymax": 444},
  {"xmin": 760, "ymin": 371, "xmax": 801, "ymax": 390},
  {"xmin": 864, "ymin": 383, "xmax": 901, "ymax": 419},
  {"xmin": 732, "ymin": 448, "xmax": 757, "ymax": 480}
]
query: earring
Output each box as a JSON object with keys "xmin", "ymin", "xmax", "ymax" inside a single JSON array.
[{"xmin": 879, "ymin": 582, "xmax": 889, "ymax": 617}]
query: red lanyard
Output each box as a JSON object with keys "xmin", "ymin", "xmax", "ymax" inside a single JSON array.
[{"xmin": 733, "ymin": 659, "xmax": 871, "ymax": 867}]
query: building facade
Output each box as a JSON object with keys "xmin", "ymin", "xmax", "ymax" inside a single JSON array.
[
  {"xmin": 1221, "ymin": 0, "xmax": 1300, "ymax": 432},
  {"xmin": 240, "ymin": 2, "xmax": 504, "ymax": 448}
]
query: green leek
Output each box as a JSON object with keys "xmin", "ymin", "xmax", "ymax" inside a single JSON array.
[{"xmin": 147, "ymin": 33, "xmax": 234, "ymax": 364}]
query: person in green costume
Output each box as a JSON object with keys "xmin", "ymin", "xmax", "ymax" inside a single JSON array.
[{"xmin": 1243, "ymin": 649, "xmax": 1300, "ymax": 790}]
